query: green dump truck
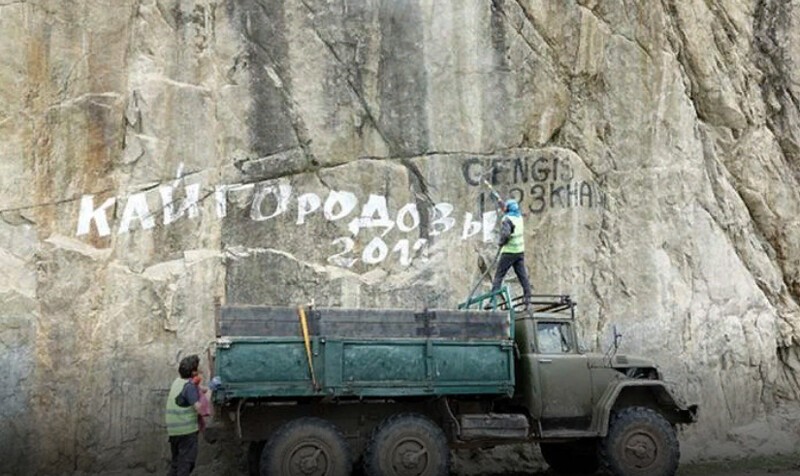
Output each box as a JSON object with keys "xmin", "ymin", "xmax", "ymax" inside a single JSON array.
[{"xmin": 210, "ymin": 290, "xmax": 697, "ymax": 476}]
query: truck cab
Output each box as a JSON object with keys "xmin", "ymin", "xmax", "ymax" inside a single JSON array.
[
  {"xmin": 516, "ymin": 300, "xmax": 594, "ymax": 433},
  {"xmin": 462, "ymin": 291, "xmax": 698, "ymax": 475}
]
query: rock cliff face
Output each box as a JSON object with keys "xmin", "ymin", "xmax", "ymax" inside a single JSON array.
[{"xmin": 2, "ymin": 0, "xmax": 800, "ymax": 474}]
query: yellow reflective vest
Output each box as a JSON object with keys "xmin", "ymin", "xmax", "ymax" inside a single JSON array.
[
  {"xmin": 165, "ymin": 378, "xmax": 198, "ymax": 436},
  {"xmin": 500, "ymin": 215, "xmax": 524, "ymax": 254}
]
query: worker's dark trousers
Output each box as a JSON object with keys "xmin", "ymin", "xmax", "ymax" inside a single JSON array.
[
  {"xmin": 491, "ymin": 252, "xmax": 531, "ymax": 305},
  {"xmin": 168, "ymin": 432, "xmax": 198, "ymax": 476}
]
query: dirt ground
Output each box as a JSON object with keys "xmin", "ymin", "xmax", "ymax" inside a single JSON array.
[
  {"xmin": 474, "ymin": 452, "xmax": 800, "ymax": 476},
  {"xmin": 489, "ymin": 454, "xmax": 800, "ymax": 476},
  {"xmin": 486, "ymin": 463, "xmax": 800, "ymax": 476},
  {"xmin": 64, "ymin": 461, "xmax": 800, "ymax": 476},
  {"xmin": 61, "ymin": 450, "xmax": 800, "ymax": 476},
  {"xmin": 674, "ymin": 453, "xmax": 800, "ymax": 476}
]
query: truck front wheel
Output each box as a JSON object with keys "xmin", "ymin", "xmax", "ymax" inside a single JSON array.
[
  {"xmin": 260, "ymin": 417, "xmax": 352, "ymax": 476},
  {"xmin": 540, "ymin": 439, "xmax": 599, "ymax": 474},
  {"xmin": 600, "ymin": 406, "xmax": 679, "ymax": 476},
  {"xmin": 363, "ymin": 413, "xmax": 449, "ymax": 476}
]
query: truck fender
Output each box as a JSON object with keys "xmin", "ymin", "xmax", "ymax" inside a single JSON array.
[{"xmin": 590, "ymin": 380, "xmax": 698, "ymax": 436}]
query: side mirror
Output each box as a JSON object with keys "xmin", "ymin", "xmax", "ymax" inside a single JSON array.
[
  {"xmin": 603, "ymin": 324, "xmax": 623, "ymax": 359},
  {"xmin": 612, "ymin": 325, "xmax": 623, "ymax": 351}
]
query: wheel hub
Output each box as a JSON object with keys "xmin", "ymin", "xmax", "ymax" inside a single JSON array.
[
  {"xmin": 623, "ymin": 432, "xmax": 658, "ymax": 468},
  {"xmin": 391, "ymin": 438, "xmax": 429, "ymax": 474},
  {"xmin": 289, "ymin": 444, "xmax": 328, "ymax": 476}
]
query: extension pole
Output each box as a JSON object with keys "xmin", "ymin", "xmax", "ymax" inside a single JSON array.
[{"xmin": 464, "ymin": 180, "xmax": 505, "ymax": 306}]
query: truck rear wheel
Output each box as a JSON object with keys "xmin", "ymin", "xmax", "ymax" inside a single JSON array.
[
  {"xmin": 363, "ymin": 413, "xmax": 449, "ymax": 476},
  {"xmin": 260, "ymin": 417, "xmax": 352, "ymax": 476},
  {"xmin": 540, "ymin": 440, "xmax": 599, "ymax": 474},
  {"xmin": 600, "ymin": 406, "xmax": 679, "ymax": 476}
]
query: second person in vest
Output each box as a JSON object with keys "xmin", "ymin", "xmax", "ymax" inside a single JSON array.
[
  {"xmin": 165, "ymin": 355, "xmax": 204, "ymax": 476},
  {"xmin": 491, "ymin": 199, "xmax": 532, "ymax": 310}
]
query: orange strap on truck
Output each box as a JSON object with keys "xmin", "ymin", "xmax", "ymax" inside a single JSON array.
[{"xmin": 297, "ymin": 306, "xmax": 318, "ymax": 390}]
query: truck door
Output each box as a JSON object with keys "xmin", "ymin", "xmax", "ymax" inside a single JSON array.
[{"xmin": 534, "ymin": 321, "xmax": 593, "ymax": 430}]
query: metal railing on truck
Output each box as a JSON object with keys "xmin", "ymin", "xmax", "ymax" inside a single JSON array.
[{"xmin": 458, "ymin": 286, "xmax": 576, "ymax": 320}]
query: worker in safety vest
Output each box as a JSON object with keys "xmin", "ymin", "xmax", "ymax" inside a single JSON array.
[
  {"xmin": 165, "ymin": 354, "xmax": 204, "ymax": 476},
  {"xmin": 491, "ymin": 199, "xmax": 532, "ymax": 310}
]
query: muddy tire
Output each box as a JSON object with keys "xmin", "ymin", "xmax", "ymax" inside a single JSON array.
[
  {"xmin": 540, "ymin": 439, "xmax": 599, "ymax": 474},
  {"xmin": 363, "ymin": 413, "xmax": 449, "ymax": 476},
  {"xmin": 600, "ymin": 407, "xmax": 679, "ymax": 476},
  {"xmin": 260, "ymin": 417, "xmax": 352, "ymax": 476}
]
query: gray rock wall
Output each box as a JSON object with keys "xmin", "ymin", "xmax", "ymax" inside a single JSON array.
[{"xmin": 1, "ymin": 0, "xmax": 800, "ymax": 474}]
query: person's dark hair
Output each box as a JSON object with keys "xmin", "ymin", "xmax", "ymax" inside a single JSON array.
[{"xmin": 178, "ymin": 354, "xmax": 200, "ymax": 378}]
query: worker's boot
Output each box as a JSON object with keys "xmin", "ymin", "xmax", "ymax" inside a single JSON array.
[{"xmin": 523, "ymin": 296, "xmax": 530, "ymax": 312}]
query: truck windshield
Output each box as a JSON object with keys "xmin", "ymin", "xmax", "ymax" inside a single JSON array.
[{"xmin": 536, "ymin": 322, "xmax": 573, "ymax": 354}]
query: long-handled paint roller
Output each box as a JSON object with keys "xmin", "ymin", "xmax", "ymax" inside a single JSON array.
[
  {"xmin": 464, "ymin": 179, "xmax": 506, "ymax": 306},
  {"xmin": 483, "ymin": 179, "xmax": 503, "ymax": 209}
]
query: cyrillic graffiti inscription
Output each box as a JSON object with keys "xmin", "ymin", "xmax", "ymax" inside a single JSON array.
[{"xmin": 75, "ymin": 152, "xmax": 604, "ymax": 269}]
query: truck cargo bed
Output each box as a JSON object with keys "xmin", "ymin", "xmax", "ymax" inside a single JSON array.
[{"xmin": 213, "ymin": 305, "xmax": 515, "ymax": 401}]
